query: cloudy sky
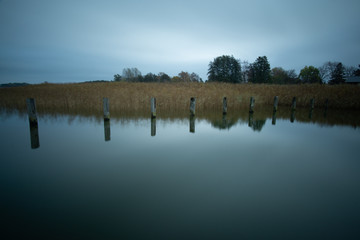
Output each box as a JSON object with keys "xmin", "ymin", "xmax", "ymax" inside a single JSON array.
[{"xmin": 0, "ymin": 0, "xmax": 359, "ymax": 83}]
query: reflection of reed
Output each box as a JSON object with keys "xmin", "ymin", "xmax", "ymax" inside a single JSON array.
[{"xmin": 13, "ymin": 106, "xmax": 358, "ymax": 129}]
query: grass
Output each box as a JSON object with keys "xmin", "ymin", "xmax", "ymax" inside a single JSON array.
[{"xmin": 1, "ymin": 82, "xmax": 360, "ymax": 115}]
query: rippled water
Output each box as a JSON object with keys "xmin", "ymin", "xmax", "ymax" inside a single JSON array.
[{"xmin": 1, "ymin": 108, "xmax": 360, "ymax": 239}]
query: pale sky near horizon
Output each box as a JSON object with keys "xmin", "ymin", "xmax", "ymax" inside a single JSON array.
[{"xmin": 0, "ymin": 0, "xmax": 359, "ymax": 83}]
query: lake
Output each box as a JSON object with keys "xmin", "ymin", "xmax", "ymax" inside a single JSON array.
[{"xmin": 1, "ymin": 108, "xmax": 360, "ymax": 239}]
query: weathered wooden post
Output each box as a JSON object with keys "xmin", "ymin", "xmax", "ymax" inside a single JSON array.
[
  {"xmin": 190, "ymin": 97, "xmax": 196, "ymax": 116},
  {"xmin": 291, "ymin": 97, "xmax": 297, "ymax": 111},
  {"xmin": 103, "ymin": 98, "xmax": 110, "ymax": 120},
  {"xmin": 190, "ymin": 115, "xmax": 195, "ymax": 133},
  {"xmin": 26, "ymin": 98, "xmax": 38, "ymax": 126},
  {"xmin": 273, "ymin": 96, "xmax": 279, "ymax": 112},
  {"xmin": 249, "ymin": 97, "xmax": 255, "ymax": 113},
  {"xmin": 151, "ymin": 118, "xmax": 156, "ymax": 136},
  {"xmin": 223, "ymin": 97, "xmax": 227, "ymax": 115},
  {"xmin": 151, "ymin": 97, "xmax": 156, "ymax": 118},
  {"xmin": 104, "ymin": 119, "xmax": 111, "ymax": 141}
]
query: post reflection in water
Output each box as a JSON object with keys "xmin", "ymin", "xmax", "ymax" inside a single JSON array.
[
  {"xmin": 272, "ymin": 111, "xmax": 277, "ymax": 125},
  {"xmin": 151, "ymin": 118, "xmax": 156, "ymax": 136},
  {"xmin": 2, "ymin": 107, "xmax": 360, "ymax": 240},
  {"xmin": 104, "ymin": 119, "xmax": 111, "ymax": 141},
  {"xmin": 29, "ymin": 121, "xmax": 39, "ymax": 149},
  {"xmin": 248, "ymin": 112, "xmax": 254, "ymax": 127},
  {"xmin": 290, "ymin": 110, "xmax": 296, "ymax": 123},
  {"xmin": 309, "ymin": 109, "xmax": 313, "ymax": 120},
  {"xmin": 190, "ymin": 115, "xmax": 195, "ymax": 133}
]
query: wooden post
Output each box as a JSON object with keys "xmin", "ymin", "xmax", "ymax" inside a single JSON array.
[
  {"xmin": 26, "ymin": 98, "xmax": 38, "ymax": 126},
  {"xmin": 104, "ymin": 119, "xmax": 111, "ymax": 141},
  {"xmin": 103, "ymin": 98, "xmax": 110, "ymax": 120},
  {"xmin": 190, "ymin": 115, "xmax": 195, "ymax": 133},
  {"xmin": 190, "ymin": 97, "xmax": 196, "ymax": 116},
  {"xmin": 249, "ymin": 97, "xmax": 255, "ymax": 113},
  {"xmin": 291, "ymin": 97, "xmax": 297, "ymax": 111},
  {"xmin": 151, "ymin": 97, "xmax": 156, "ymax": 118},
  {"xmin": 223, "ymin": 97, "xmax": 227, "ymax": 115},
  {"xmin": 151, "ymin": 118, "xmax": 156, "ymax": 136},
  {"xmin": 273, "ymin": 96, "xmax": 279, "ymax": 112}
]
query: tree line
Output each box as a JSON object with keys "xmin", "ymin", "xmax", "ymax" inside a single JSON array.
[
  {"xmin": 114, "ymin": 68, "xmax": 203, "ymax": 83},
  {"xmin": 114, "ymin": 56, "xmax": 360, "ymax": 84},
  {"xmin": 208, "ymin": 55, "xmax": 360, "ymax": 84}
]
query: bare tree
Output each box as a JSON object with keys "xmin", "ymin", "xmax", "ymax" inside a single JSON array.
[
  {"xmin": 122, "ymin": 67, "xmax": 142, "ymax": 81},
  {"xmin": 319, "ymin": 61, "xmax": 339, "ymax": 83}
]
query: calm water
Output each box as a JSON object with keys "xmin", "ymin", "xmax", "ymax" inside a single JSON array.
[{"xmin": 1, "ymin": 109, "xmax": 360, "ymax": 239}]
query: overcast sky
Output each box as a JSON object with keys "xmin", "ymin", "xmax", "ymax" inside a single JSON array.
[{"xmin": 0, "ymin": 0, "xmax": 359, "ymax": 83}]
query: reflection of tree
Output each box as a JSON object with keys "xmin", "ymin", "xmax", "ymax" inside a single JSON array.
[
  {"xmin": 250, "ymin": 119, "xmax": 266, "ymax": 132},
  {"xmin": 211, "ymin": 116, "xmax": 239, "ymax": 130}
]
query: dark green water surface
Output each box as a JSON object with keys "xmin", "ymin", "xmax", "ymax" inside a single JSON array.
[{"xmin": 1, "ymin": 108, "xmax": 360, "ymax": 239}]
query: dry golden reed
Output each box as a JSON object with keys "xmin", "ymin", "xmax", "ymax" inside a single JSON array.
[{"xmin": 1, "ymin": 82, "xmax": 359, "ymax": 115}]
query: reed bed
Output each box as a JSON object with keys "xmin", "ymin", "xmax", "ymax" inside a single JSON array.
[{"xmin": 1, "ymin": 82, "xmax": 360, "ymax": 115}]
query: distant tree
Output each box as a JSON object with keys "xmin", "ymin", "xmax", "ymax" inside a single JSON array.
[
  {"xmin": 329, "ymin": 62, "xmax": 345, "ymax": 85},
  {"xmin": 143, "ymin": 73, "xmax": 157, "ymax": 82},
  {"xmin": 240, "ymin": 60, "xmax": 250, "ymax": 83},
  {"xmin": 158, "ymin": 72, "xmax": 171, "ymax": 82},
  {"xmin": 171, "ymin": 76, "xmax": 181, "ymax": 82},
  {"xmin": 248, "ymin": 56, "xmax": 271, "ymax": 83},
  {"xmin": 113, "ymin": 74, "xmax": 122, "ymax": 82},
  {"xmin": 344, "ymin": 66, "xmax": 356, "ymax": 77},
  {"xmin": 354, "ymin": 65, "xmax": 360, "ymax": 76},
  {"xmin": 208, "ymin": 55, "xmax": 242, "ymax": 83},
  {"xmin": 299, "ymin": 66, "xmax": 322, "ymax": 84},
  {"xmin": 178, "ymin": 71, "xmax": 191, "ymax": 82},
  {"xmin": 122, "ymin": 67, "xmax": 142, "ymax": 82},
  {"xmin": 271, "ymin": 67, "xmax": 298, "ymax": 84},
  {"xmin": 319, "ymin": 61, "xmax": 340, "ymax": 83},
  {"xmin": 190, "ymin": 72, "xmax": 202, "ymax": 82}
]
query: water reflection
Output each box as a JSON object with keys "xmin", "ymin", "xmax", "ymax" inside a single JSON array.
[
  {"xmin": 151, "ymin": 118, "xmax": 156, "ymax": 136},
  {"xmin": 104, "ymin": 119, "xmax": 111, "ymax": 141},
  {"xmin": 210, "ymin": 114, "xmax": 238, "ymax": 130},
  {"xmin": 29, "ymin": 121, "xmax": 40, "ymax": 149},
  {"xmin": 189, "ymin": 116, "xmax": 195, "ymax": 133},
  {"xmin": 1, "ymin": 108, "xmax": 360, "ymax": 239},
  {"xmin": 290, "ymin": 110, "xmax": 296, "ymax": 123},
  {"xmin": 272, "ymin": 111, "xmax": 277, "ymax": 125},
  {"xmin": 5, "ymin": 106, "xmax": 360, "ymax": 148}
]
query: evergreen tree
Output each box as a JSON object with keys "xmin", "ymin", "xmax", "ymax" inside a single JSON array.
[
  {"xmin": 208, "ymin": 55, "xmax": 242, "ymax": 83},
  {"xmin": 248, "ymin": 56, "xmax": 271, "ymax": 83},
  {"xmin": 329, "ymin": 63, "xmax": 345, "ymax": 85},
  {"xmin": 354, "ymin": 65, "xmax": 360, "ymax": 76}
]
